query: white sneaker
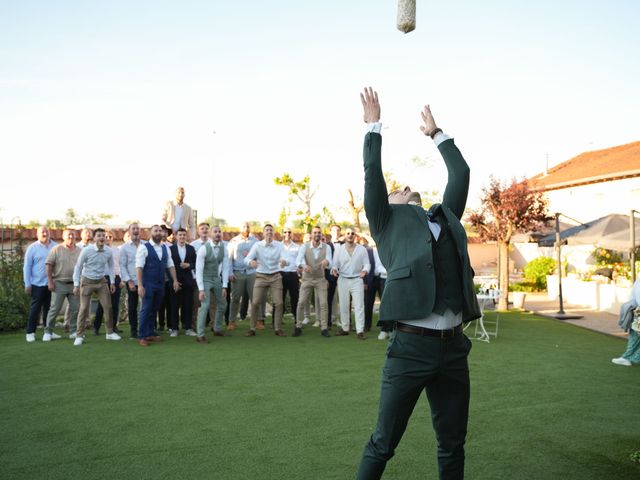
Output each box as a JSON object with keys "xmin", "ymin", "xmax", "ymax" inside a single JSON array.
[
  {"xmin": 185, "ymin": 329, "xmax": 197, "ymax": 337},
  {"xmin": 73, "ymin": 336, "xmax": 84, "ymax": 346},
  {"xmin": 50, "ymin": 332, "xmax": 62, "ymax": 340},
  {"xmin": 302, "ymin": 317, "xmax": 310, "ymax": 325},
  {"xmin": 378, "ymin": 331, "xmax": 389, "ymax": 340},
  {"xmin": 106, "ymin": 332, "xmax": 122, "ymax": 341},
  {"xmin": 69, "ymin": 333, "xmax": 77, "ymax": 339},
  {"xmin": 612, "ymin": 357, "xmax": 632, "ymax": 366},
  {"xmin": 26, "ymin": 333, "xmax": 36, "ymax": 343},
  {"xmin": 43, "ymin": 332, "xmax": 52, "ymax": 342},
  {"xmin": 312, "ymin": 320, "xmax": 320, "ymax": 328},
  {"xmin": 170, "ymin": 330, "xmax": 178, "ymax": 337}
]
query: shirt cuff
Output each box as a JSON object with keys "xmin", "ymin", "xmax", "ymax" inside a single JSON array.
[
  {"xmin": 367, "ymin": 122, "xmax": 382, "ymax": 134},
  {"xmin": 433, "ymin": 131, "xmax": 450, "ymax": 147}
]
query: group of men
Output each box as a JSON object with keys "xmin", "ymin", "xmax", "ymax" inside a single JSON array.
[{"xmin": 22, "ymin": 189, "xmax": 389, "ymax": 347}]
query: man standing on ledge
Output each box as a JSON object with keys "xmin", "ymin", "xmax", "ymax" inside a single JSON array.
[{"xmin": 356, "ymin": 88, "xmax": 481, "ymax": 480}]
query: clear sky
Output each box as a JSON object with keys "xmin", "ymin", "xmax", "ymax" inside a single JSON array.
[{"xmin": 1, "ymin": 0, "xmax": 639, "ymax": 228}]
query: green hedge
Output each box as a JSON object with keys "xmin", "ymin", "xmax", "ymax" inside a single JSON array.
[
  {"xmin": 0, "ymin": 251, "xmax": 29, "ymax": 331},
  {"xmin": 523, "ymin": 256, "xmax": 557, "ymax": 291}
]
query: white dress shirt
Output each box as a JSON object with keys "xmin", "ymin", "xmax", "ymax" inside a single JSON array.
[
  {"xmin": 135, "ymin": 240, "xmax": 175, "ymax": 269},
  {"xmin": 280, "ymin": 241, "xmax": 300, "ymax": 272},
  {"xmin": 332, "ymin": 243, "xmax": 370, "ymax": 277},
  {"xmin": 245, "ymin": 240, "xmax": 285, "ymax": 274}
]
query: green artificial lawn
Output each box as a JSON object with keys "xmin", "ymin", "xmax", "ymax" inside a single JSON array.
[{"xmin": 1, "ymin": 312, "xmax": 639, "ymax": 480}]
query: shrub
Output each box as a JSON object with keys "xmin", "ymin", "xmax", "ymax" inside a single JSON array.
[
  {"xmin": 0, "ymin": 251, "xmax": 30, "ymax": 331},
  {"xmin": 509, "ymin": 281, "xmax": 537, "ymax": 293},
  {"xmin": 523, "ymin": 256, "xmax": 557, "ymax": 291}
]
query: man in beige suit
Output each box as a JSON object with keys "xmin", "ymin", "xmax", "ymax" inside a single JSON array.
[{"xmin": 162, "ymin": 187, "xmax": 195, "ymax": 240}]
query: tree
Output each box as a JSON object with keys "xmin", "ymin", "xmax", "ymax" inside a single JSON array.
[
  {"xmin": 468, "ymin": 177, "xmax": 551, "ymax": 310},
  {"xmin": 274, "ymin": 173, "xmax": 319, "ymax": 232}
]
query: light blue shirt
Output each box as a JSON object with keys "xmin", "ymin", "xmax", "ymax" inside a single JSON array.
[
  {"xmin": 245, "ymin": 240, "xmax": 285, "ymax": 274},
  {"xmin": 228, "ymin": 234, "xmax": 258, "ymax": 274},
  {"xmin": 23, "ymin": 240, "xmax": 58, "ymax": 288},
  {"xmin": 73, "ymin": 244, "xmax": 115, "ymax": 286},
  {"xmin": 120, "ymin": 240, "xmax": 143, "ymax": 285}
]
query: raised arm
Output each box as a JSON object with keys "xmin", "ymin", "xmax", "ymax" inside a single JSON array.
[
  {"xmin": 420, "ymin": 105, "xmax": 469, "ymax": 219},
  {"xmin": 361, "ymin": 87, "xmax": 391, "ymax": 236}
]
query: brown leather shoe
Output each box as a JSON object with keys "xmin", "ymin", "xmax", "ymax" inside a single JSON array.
[
  {"xmin": 227, "ymin": 322, "xmax": 237, "ymax": 331},
  {"xmin": 335, "ymin": 330, "xmax": 349, "ymax": 336},
  {"xmin": 357, "ymin": 333, "xmax": 367, "ymax": 340},
  {"xmin": 145, "ymin": 336, "xmax": 162, "ymax": 342},
  {"xmin": 196, "ymin": 336, "xmax": 209, "ymax": 344},
  {"xmin": 245, "ymin": 330, "xmax": 256, "ymax": 337},
  {"xmin": 256, "ymin": 320, "xmax": 265, "ymax": 330},
  {"xmin": 138, "ymin": 339, "xmax": 150, "ymax": 347},
  {"xmin": 212, "ymin": 331, "xmax": 227, "ymax": 337},
  {"xmin": 274, "ymin": 329, "xmax": 287, "ymax": 337}
]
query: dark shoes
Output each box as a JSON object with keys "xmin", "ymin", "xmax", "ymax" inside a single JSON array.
[
  {"xmin": 335, "ymin": 330, "xmax": 349, "ymax": 336},
  {"xmin": 245, "ymin": 330, "xmax": 256, "ymax": 337},
  {"xmin": 292, "ymin": 327, "xmax": 302, "ymax": 337},
  {"xmin": 212, "ymin": 331, "xmax": 228, "ymax": 337},
  {"xmin": 196, "ymin": 336, "xmax": 209, "ymax": 344},
  {"xmin": 274, "ymin": 329, "xmax": 287, "ymax": 337},
  {"xmin": 145, "ymin": 336, "xmax": 162, "ymax": 342},
  {"xmin": 138, "ymin": 339, "xmax": 150, "ymax": 347},
  {"xmin": 357, "ymin": 333, "xmax": 367, "ymax": 340},
  {"xmin": 321, "ymin": 329, "xmax": 330, "ymax": 337}
]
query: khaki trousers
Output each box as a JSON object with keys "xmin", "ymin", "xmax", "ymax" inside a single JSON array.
[
  {"xmin": 250, "ymin": 273, "xmax": 283, "ymax": 331},
  {"xmin": 76, "ymin": 277, "xmax": 113, "ymax": 336},
  {"xmin": 296, "ymin": 277, "xmax": 328, "ymax": 329},
  {"xmin": 45, "ymin": 281, "xmax": 79, "ymax": 333}
]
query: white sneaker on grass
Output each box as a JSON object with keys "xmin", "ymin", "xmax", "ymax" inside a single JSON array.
[
  {"xmin": 185, "ymin": 329, "xmax": 197, "ymax": 337},
  {"xmin": 170, "ymin": 330, "xmax": 178, "ymax": 337},
  {"xmin": 48, "ymin": 332, "xmax": 62, "ymax": 340},
  {"xmin": 26, "ymin": 333, "xmax": 36, "ymax": 343},
  {"xmin": 69, "ymin": 333, "xmax": 77, "ymax": 339},
  {"xmin": 377, "ymin": 331, "xmax": 389, "ymax": 340},
  {"xmin": 73, "ymin": 336, "xmax": 84, "ymax": 346},
  {"xmin": 612, "ymin": 357, "xmax": 632, "ymax": 366},
  {"xmin": 43, "ymin": 332, "xmax": 52, "ymax": 342},
  {"xmin": 106, "ymin": 332, "xmax": 121, "ymax": 340},
  {"xmin": 312, "ymin": 320, "xmax": 320, "ymax": 328},
  {"xmin": 302, "ymin": 317, "xmax": 310, "ymax": 325}
]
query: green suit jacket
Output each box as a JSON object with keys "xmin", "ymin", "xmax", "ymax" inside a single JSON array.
[{"xmin": 363, "ymin": 132, "xmax": 481, "ymax": 328}]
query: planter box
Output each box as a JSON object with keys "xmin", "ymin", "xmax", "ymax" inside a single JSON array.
[{"xmin": 546, "ymin": 275, "xmax": 631, "ymax": 313}]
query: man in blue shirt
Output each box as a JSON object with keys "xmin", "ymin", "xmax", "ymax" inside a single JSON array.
[{"xmin": 23, "ymin": 226, "xmax": 57, "ymax": 343}]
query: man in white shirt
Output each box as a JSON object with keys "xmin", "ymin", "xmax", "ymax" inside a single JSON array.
[
  {"xmin": 195, "ymin": 226, "xmax": 230, "ymax": 343},
  {"xmin": 279, "ymin": 227, "xmax": 300, "ymax": 324},
  {"xmin": 227, "ymin": 222, "xmax": 258, "ymax": 330},
  {"xmin": 93, "ymin": 230, "xmax": 124, "ymax": 335},
  {"xmin": 244, "ymin": 224, "xmax": 287, "ymax": 337},
  {"xmin": 189, "ymin": 222, "xmax": 210, "ymax": 332},
  {"xmin": 120, "ymin": 223, "xmax": 143, "ymax": 339},
  {"xmin": 136, "ymin": 225, "xmax": 180, "ymax": 347},
  {"xmin": 331, "ymin": 227, "xmax": 370, "ymax": 339}
]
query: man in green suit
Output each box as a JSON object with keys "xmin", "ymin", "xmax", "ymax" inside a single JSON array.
[{"xmin": 356, "ymin": 88, "xmax": 481, "ymax": 480}]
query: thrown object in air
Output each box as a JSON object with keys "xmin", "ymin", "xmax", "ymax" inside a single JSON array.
[{"xmin": 397, "ymin": 0, "xmax": 416, "ymax": 33}]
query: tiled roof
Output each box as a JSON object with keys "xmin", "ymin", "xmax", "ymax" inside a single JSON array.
[{"xmin": 529, "ymin": 141, "xmax": 640, "ymax": 191}]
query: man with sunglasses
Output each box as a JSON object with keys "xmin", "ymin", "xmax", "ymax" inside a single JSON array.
[{"xmin": 356, "ymin": 88, "xmax": 481, "ymax": 480}]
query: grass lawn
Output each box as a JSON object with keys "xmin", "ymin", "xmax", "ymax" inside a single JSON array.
[{"xmin": 1, "ymin": 312, "xmax": 639, "ymax": 480}]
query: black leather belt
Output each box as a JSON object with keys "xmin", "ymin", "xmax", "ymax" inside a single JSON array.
[{"xmin": 396, "ymin": 323, "xmax": 463, "ymax": 338}]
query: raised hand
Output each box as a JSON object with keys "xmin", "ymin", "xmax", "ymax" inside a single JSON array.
[
  {"xmin": 419, "ymin": 105, "xmax": 439, "ymax": 137},
  {"xmin": 360, "ymin": 87, "xmax": 380, "ymax": 123}
]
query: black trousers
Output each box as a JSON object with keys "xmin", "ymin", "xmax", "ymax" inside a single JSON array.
[
  {"xmin": 26, "ymin": 285, "xmax": 51, "ymax": 334},
  {"xmin": 280, "ymin": 271, "xmax": 300, "ymax": 320},
  {"xmin": 357, "ymin": 331, "xmax": 472, "ymax": 480},
  {"xmin": 325, "ymin": 270, "xmax": 337, "ymax": 327},
  {"xmin": 156, "ymin": 281, "xmax": 172, "ymax": 329},
  {"xmin": 170, "ymin": 283, "xmax": 194, "ymax": 331},
  {"xmin": 364, "ymin": 276, "xmax": 384, "ymax": 331},
  {"xmin": 95, "ymin": 276, "xmax": 122, "ymax": 332},
  {"xmin": 126, "ymin": 287, "xmax": 139, "ymax": 337}
]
